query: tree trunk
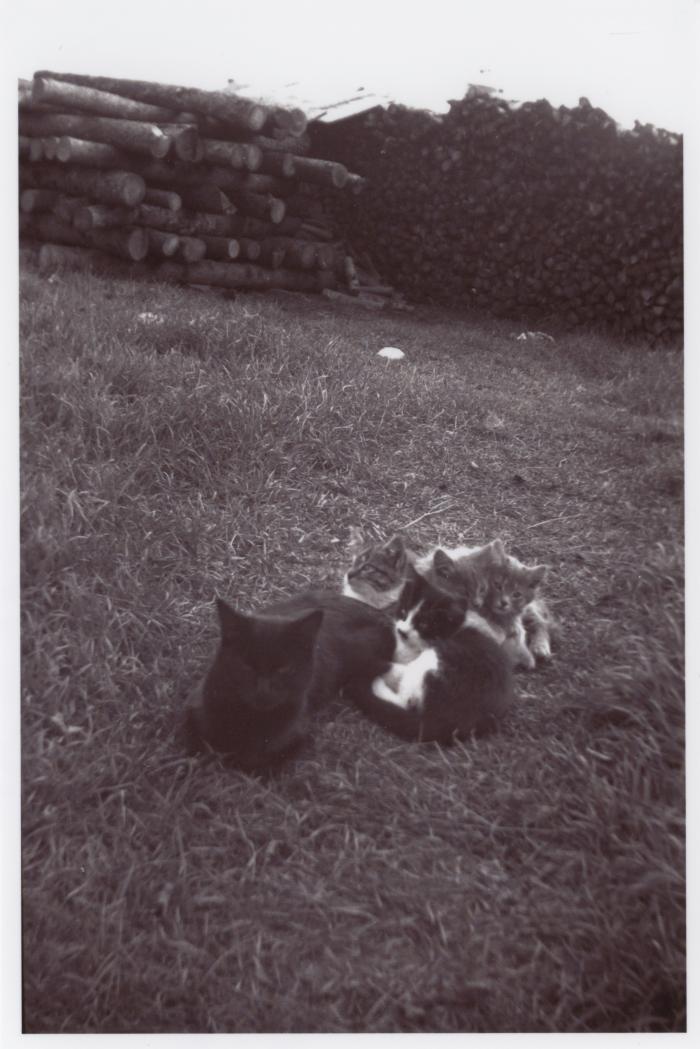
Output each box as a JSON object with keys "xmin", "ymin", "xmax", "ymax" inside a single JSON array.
[
  {"xmin": 19, "ymin": 135, "xmax": 32, "ymax": 160},
  {"xmin": 177, "ymin": 184, "xmax": 237, "ymax": 215},
  {"xmin": 21, "ymin": 212, "xmax": 148, "ymax": 260},
  {"xmin": 136, "ymin": 203, "xmax": 235, "ymax": 238},
  {"xmin": 175, "ymin": 236, "xmax": 207, "ymax": 262},
  {"xmin": 291, "ymin": 157, "xmax": 348, "ymax": 188},
  {"xmin": 257, "ymin": 151, "xmax": 296, "ymax": 178},
  {"xmin": 143, "ymin": 187, "xmax": 182, "ymax": 211},
  {"xmin": 236, "ymin": 237, "xmax": 261, "ymax": 261},
  {"xmin": 55, "ymin": 136, "xmax": 132, "ymax": 168},
  {"xmin": 21, "ymin": 163, "xmax": 146, "ymax": 206},
  {"xmin": 201, "ymin": 138, "xmax": 247, "ymax": 168},
  {"xmin": 32, "ymin": 75, "xmax": 182, "ymax": 122},
  {"xmin": 19, "ymin": 112, "xmax": 171, "ymax": 158},
  {"xmin": 264, "ymin": 106, "xmax": 308, "ymax": 137},
  {"xmin": 20, "ymin": 188, "xmax": 60, "ymax": 213},
  {"xmin": 73, "ymin": 204, "xmax": 139, "ymax": 232},
  {"xmin": 199, "ymin": 234, "xmax": 241, "ymax": 260},
  {"xmin": 250, "ymin": 132, "xmax": 311, "ymax": 156},
  {"xmin": 36, "ymin": 71, "xmax": 269, "ymax": 132},
  {"xmin": 146, "ymin": 229, "xmax": 180, "ymax": 257},
  {"xmin": 41, "ymin": 137, "xmax": 61, "ymax": 160}
]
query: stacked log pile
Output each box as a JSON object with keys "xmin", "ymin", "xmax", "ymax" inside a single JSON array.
[
  {"xmin": 18, "ymin": 71, "xmax": 371, "ymax": 296},
  {"xmin": 310, "ymin": 92, "xmax": 683, "ymax": 343}
]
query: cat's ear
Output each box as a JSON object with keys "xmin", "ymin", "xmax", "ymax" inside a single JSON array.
[
  {"xmin": 486, "ymin": 538, "xmax": 507, "ymax": 563},
  {"xmin": 347, "ymin": 525, "xmax": 366, "ymax": 556},
  {"xmin": 432, "ymin": 548, "xmax": 459, "ymax": 581},
  {"xmin": 385, "ymin": 534, "xmax": 406, "ymax": 567},
  {"xmin": 287, "ymin": 609, "xmax": 324, "ymax": 652},
  {"xmin": 526, "ymin": 565, "xmax": 548, "ymax": 587},
  {"xmin": 216, "ymin": 598, "xmax": 249, "ymax": 643}
]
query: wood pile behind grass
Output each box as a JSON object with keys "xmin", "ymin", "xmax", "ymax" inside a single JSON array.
[
  {"xmin": 310, "ymin": 90, "xmax": 683, "ymax": 345},
  {"xmin": 18, "ymin": 72, "xmax": 377, "ymax": 297}
]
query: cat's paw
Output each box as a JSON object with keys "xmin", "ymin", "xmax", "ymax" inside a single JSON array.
[{"xmin": 530, "ymin": 639, "xmax": 553, "ymax": 663}]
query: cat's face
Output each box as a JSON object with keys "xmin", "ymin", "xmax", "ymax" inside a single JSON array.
[
  {"xmin": 481, "ymin": 559, "xmax": 547, "ymax": 625},
  {"xmin": 393, "ymin": 569, "xmax": 467, "ymax": 661},
  {"xmin": 343, "ymin": 532, "xmax": 409, "ymax": 609},
  {"xmin": 429, "ymin": 546, "xmax": 488, "ymax": 606},
  {"xmin": 197, "ymin": 600, "xmax": 323, "ymax": 758}
]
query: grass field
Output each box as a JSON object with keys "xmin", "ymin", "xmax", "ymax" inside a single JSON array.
[{"xmin": 19, "ymin": 258, "xmax": 684, "ymax": 1032}]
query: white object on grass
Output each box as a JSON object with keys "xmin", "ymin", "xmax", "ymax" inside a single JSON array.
[
  {"xmin": 377, "ymin": 346, "xmax": 405, "ymax": 360},
  {"xmin": 137, "ymin": 312, "xmax": 164, "ymax": 325}
]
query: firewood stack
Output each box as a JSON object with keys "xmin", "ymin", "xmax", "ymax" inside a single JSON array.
[
  {"xmin": 310, "ymin": 91, "xmax": 683, "ymax": 344},
  {"xmin": 18, "ymin": 71, "xmax": 369, "ymax": 296}
]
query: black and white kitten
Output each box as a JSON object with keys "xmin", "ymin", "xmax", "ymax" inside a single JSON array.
[
  {"xmin": 186, "ymin": 591, "xmax": 394, "ymax": 769},
  {"xmin": 348, "ymin": 567, "xmax": 513, "ymax": 743}
]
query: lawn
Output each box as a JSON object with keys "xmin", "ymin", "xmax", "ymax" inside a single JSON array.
[{"xmin": 19, "ymin": 256, "xmax": 684, "ymax": 1032}]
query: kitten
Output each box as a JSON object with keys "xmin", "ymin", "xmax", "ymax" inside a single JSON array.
[
  {"xmin": 348, "ymin": 568, "xmax": 513, "ymax": 743},
  {"xmin": 186, "ymin": 600, "xmax": 323, "ymax": 770},
  {"xmin": 418, "ymin": 539, "xmax": 552, "ymax": 670},
  {"xmin": 341, "ymin": 528, "xmax": 410, "ymax": 610},
  {"xmin": 186, "ymin": 591, "xmax": 395, "ymax": 768}
]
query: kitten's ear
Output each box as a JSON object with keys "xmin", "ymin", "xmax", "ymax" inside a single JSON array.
[
  {"xmin": 527, "ymin": 565, "xmax": 548, "ymax": 587},
  {"xmin": 347, "ymin": 525, "xmax": 366, "ymax": 556},
  {"xmin": 486, "ymin": 538, "xmax": 507, "ymax": 563},
  {"xmin": 287, "ymin": 609, "xmax": 324, "ymax": 651},
  {"xmin": 432, "ymin": 548, "xmax": 458, "ymax": 580},
  {"xmin": 385, "ymin": 534, "xmax": 406, "ymax": 567},
  {"xmin": 216, "ymin": 598, "xmax": 249, "ymax": 643}
]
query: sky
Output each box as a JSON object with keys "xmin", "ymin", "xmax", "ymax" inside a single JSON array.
[{"xmin": 4, "ymin": 0, "xmax": 696, "ymax": 132}]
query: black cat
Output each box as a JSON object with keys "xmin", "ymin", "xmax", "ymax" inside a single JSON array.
[
  {"xmin": 186, "ymin": 590, "xmax": 394, "ymax": 770},
  {"xmin": 347, "ymin": 567, "xmax": 513, "ymax": 743}
]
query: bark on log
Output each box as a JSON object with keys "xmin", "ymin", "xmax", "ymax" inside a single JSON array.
[
  {"xmin": 167, "ymin": 125, "xmax": 204, "ymax": 162},
  {"xmin": 201, "ymin": 139, "xmax": 247, "ymax": 168},
  {"xmin": 249, "ymin": 132, "xmax": 311, "ymax": 156},
  {"xmin": 28, "ymin": 138, "xmax": 45, "ymax": 161},
  {"xmin": 21, "ymin": 163, "xmax": 146, "ymax": 206},
  {"xmin": 291, "ymin": 157, "xmax": 348, "ymax": 188},
  {"xmin": 73, "ymin": 204, "xmax": 139, "ymax": 232},
  {"xmin": 32, "ymin": 75, "xmax": 182, "ymax": 122},
  {"xmin": 36, "ymin": 71, "xmax": 269, "ymax": 132},
  {"xmin": 146, "ymin": 229, "xmax": 180, "ymax": 257},
  {"xmin": 90, "ymin": 225, "xmax": 149, "ymax": 260},
  {"xmin": 176, "ymin": 236, "xmax": 207, "ymax": 262},
  {"xmin": 199, "ymin": 235, "xmax": 240, "ymax": 260},
  {"xmin": 257, "ymin": 151, "xmax": 296, "ymax": 178},
  {"xmin": 264, "ymin": 106, "xmax": 308, "ymax": 137},
  {"xmin": 53, "ymin": 194, "xmax": 88, "ymax": 224},
  {"xmin": 256, "ymin": 243, "xmax": 286, "ymax": 268},
  {"xmin": 20, "ymin": 212, "xmax": 85, "ymax": 247},
  {"xmin": 19, "ymin": 135, "xmax": 32, "ymax": 160},
  {"xmin": 225, "ymin": 190, "xmax": 285, "ymax": 224},
  {"xmin": 143, "ymin": 187, "xmax": 182, "ymax": 211},
  {"xmin": 21, "ymin": 212, "xmax": 149, "ymax": 260},
  {"xmin": 41, "ymin": 137, "xmax": 61, "ymax": 160},
  {"xmin": 241, "ymin": 144, "xmax": 263, "ymax": 171},
  {"xmin": 19, "ymin": 112, "xmax": 171, "ymax": 158},
  {"xmin": 177, "ymin": 184, "xmax": 237, "ymax": 215},
  {"xmin": 20, "ymin": 188, "xmax": 60, "ymax": 213},
  {"xmin": 237, "ymin": 237, "xmax": 261, "ymax": 261},
  {"xmin": 55, "ymin": 136, "xmax": 133, "ymax": 168},
  {"xmin": 136, "ymin": 203, "xmax": 234, "ymax": 237}
]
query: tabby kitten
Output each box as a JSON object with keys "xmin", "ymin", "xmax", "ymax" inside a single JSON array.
[
  {"xmin": 341, "ymin": 528, "xmax": 410, "ymax": 610},
  {"xmin": 421, "ymin": 539, "xmax": 551, "ymax": 669},
  {"xmin": 186, "ymin": 590, "xmax": 395, "ymax": 768},
  {"xmin": 348, "ymin": 568, "xmax": 513, "ymax": 743}
]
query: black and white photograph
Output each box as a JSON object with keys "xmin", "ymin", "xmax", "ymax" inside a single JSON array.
[{"xmin": 4, "ymin": 0, "xmax": 691, "ymax": 1037}]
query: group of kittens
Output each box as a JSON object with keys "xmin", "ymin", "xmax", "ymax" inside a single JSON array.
[{"xmin": 185, "ymin": 529, "xmax": 555, "ymax": 770}]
